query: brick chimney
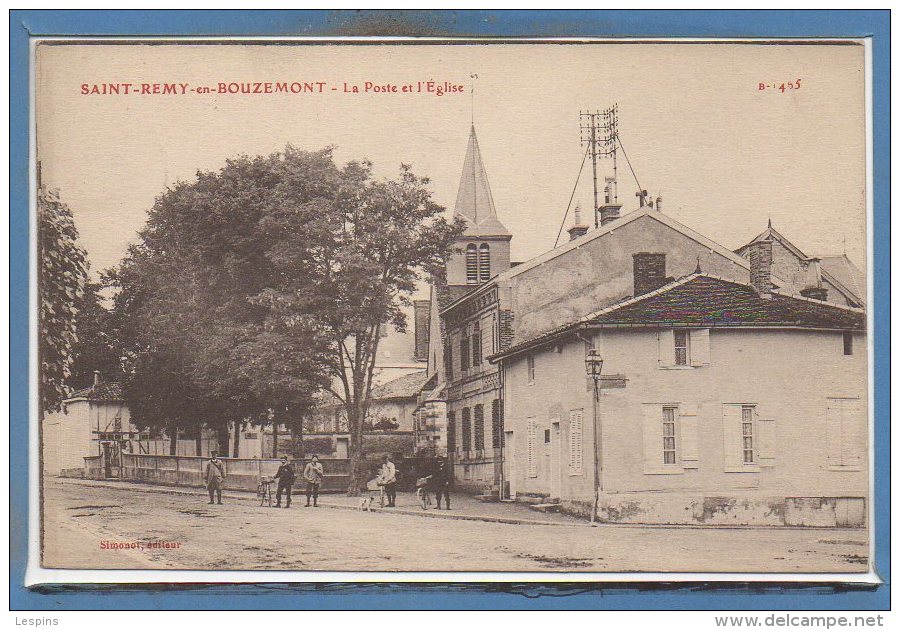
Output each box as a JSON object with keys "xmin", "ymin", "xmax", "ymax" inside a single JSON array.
[
  {"xmin": 632, "ymin": 252, "xmax": 667, "ymax": 296},
  {"xmin": 599, "ymin": 205, "xmax": 622, "ymax": 226},
  {"xmin": 413, "ymin": 300, "xmax": 430, "ymax": 361},
  {"xmin": 748, "ymin": 239, "xmax": 773, "ymax": 299},
  {"xmin": 567, "ymin": 205, "xmax": 589, "ymax": 241},
  {"xmin": 800, "ymin": 286, "xmax": 828, "ymax": 301}
]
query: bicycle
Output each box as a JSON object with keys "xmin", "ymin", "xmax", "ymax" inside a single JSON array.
[{"xmin": 257, "ymin": 475, "xmax": 274, "ymax": 507}]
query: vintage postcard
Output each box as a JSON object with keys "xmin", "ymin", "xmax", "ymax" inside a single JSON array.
[{"xmin": 29, "ymin": 37, "xmax": 874, "ymax": 583}]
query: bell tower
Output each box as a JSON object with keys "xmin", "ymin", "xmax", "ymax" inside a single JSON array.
[{"xmin": 445, "ymin": 125, "xmax": 512, "ymax": 287}]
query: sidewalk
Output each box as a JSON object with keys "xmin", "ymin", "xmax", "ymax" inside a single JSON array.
[{"xmin": 57, "ymin": 477, "xmax": 587, "ymax": 527}]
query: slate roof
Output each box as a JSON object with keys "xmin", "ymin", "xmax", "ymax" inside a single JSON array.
[
  {"xmin": 453, "ymin": 125, "xmax": 511, "ymax": 238},
  {"xmin": 370, "ymin": 371, "xmax": 429, "ymax": 400},
  {"xmin": 67, "ymin": 382, "xmax": 124, "ymax": 402},
  {"xmin": 491, "ymin": 274, "xmax": 865, "ymax": 361},
  {"xmin": 817, "ymin": 255, "xmax": 866, "ymax": 302}
]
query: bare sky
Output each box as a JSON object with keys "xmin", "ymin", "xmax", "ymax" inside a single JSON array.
[{"xmin": 36, "ymin": 42, "xmax": 867, "ymax": 278}]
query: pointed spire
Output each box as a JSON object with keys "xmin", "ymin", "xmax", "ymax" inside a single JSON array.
[
  {"xmin": 452, "ymin": 125, "xmax": 510, "ymax": 238},
  {"xmin": 767, "ymin": 217, "xmax": 773, "ymax": 229},
  {"xmin": 694, "ymin": 256, "xmax": 703, "ymax": 274}
]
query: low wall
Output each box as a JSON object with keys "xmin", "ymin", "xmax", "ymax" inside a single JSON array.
[{"xmin": 106, "ymin": 454, "xmax": 351, "ymax": 493}]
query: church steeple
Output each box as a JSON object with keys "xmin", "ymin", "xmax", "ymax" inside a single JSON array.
[
  {"xmin": 445, "ymin": 125, "xmax": 512, "ymax": 286},
  {"xmin": 452, "ymin": 125, "xmax": 511, "ymax": 238}
]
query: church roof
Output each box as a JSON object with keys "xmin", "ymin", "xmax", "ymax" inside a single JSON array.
[{"xmin": 453, "ymin": 126, "xmax": 511, "ymax": 238}]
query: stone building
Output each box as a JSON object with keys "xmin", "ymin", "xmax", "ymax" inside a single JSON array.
[
  {"xmin": 492, "ymin": 249, "xmax": 867, "ymax": 526},
  {"xmin": 416, "ymin": 125, "xmax": 514, "ymax": 492},
  {"xmin": 42, "ymin": 372, "xmax": 220, "ymax": 476},
  {"xmin": 735, "ymin": 220, "xmax": 865, "ymax": 307}
]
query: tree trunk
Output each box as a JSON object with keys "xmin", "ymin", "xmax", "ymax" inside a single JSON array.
[
  {"xmin": 195, "ymin": 429, "xmax": 202, "ymax": 456},
  {"xmin": 346, "ymin": 403, "xmax": 365, "ymax": 496},
  {"xmin": 215, "ymin": 423, "xmax": 230, "ymax": 458},
  {"xmin": 168, "ymin": 423, "xmax": 177, "ymax": 456},
  {"xmin": 232, "ymin": 421, "xmax": 241, "ymax": 458}
]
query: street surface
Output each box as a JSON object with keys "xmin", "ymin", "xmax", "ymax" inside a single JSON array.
[{"xmin": 42, "ymin": 477, "xmax": 869, "ymax": 573}]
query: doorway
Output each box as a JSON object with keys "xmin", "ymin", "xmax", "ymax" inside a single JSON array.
[
  {"xmin": 504, "ymin": 430, "xmax": 515, "ymax": 499},
  {"xmin": 550, "ymin": 421, "xmax": 562, "ymax": 501},
  {"xmin": 335, "ymin": 437, "xmax": 349, "ymax": 459}
]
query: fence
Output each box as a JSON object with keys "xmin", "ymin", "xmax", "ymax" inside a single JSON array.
[{"xmin": 84, "ymin": 453, "xmax": 351, "ymax": 493}]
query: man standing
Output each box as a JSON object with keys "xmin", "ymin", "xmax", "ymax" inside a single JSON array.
[
  {"xmin": 433, "ymin": 456, "xmax": 451, "ymax": 510},
  {"xmin": 205, "ymin": 453, "xmax": 226, "ymax": 505},
  {"xmin": 303, "ymin": 454, "xmax": 324, "ymax": 507},
  {"xmin": 273, "ymin": 455, "xmax": 295, "ymax": 508},
  {"xmin": 380, "ymin": 454, "xmax": 397, "ymax": 507}
]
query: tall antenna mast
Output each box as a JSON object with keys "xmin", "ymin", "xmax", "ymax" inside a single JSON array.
[
  {"xmin": 580, "ymin": 111, "xmax": 600, "ymax": 228},
  {"xmin": 580, "ymin": 105, "xmax": 619, "ymax": 227}
]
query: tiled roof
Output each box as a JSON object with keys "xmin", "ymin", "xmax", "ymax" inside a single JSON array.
[
  {"xmin": 370, "ymin": 371, "xmax": 428, "ymax": 400},
  {"xmin": 67, "ymin": 382, "xmax": 124, "ymax": 402},
  {"xmin": 585, "ymin": 275, "xmax": 865, "ymax": 329},
  {"xmin": 492, "ymin": 274, "xmax": 865, "ymax": 361}
]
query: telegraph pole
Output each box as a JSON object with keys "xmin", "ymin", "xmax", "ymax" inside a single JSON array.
[{"xmin": 580, "ymin": 105, "xmax": 619, "ymax": 227}]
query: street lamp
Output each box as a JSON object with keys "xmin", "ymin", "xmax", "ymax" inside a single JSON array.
[{"xmin": 584, "ymin": 348, "xmax": 604, "ymax": 525}]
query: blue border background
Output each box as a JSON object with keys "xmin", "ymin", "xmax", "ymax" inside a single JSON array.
[{"xmin": 9, "ymin": 9, "xmax": 890, "ymax": 611}]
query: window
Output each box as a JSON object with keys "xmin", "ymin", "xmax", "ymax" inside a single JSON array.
[
  {"xmin": 544, "ymin": 428, "xmax": 551, "ymax": 444},
  {"xmin": 479, "ymin": 243, "xmax": 491, "ymax": 281},
  {"xmin": 722, "ymin": 404, "xmax": 758, "ymax": 472},
  {"xmin": 843, "ymin": 332, "xmax": 853, "ymax": 356},
  {"xmin": 526, "ymin": 418, "xmax": 537, "ymax": 477},
  {"xmin": 460, "ymin": 334, "xmax": 470, "ymax": 373},
  {"xmin": 741, "ymin": 406, "xmax": 755, "ymax": 463},
  {"xmin": 663, "ymin": 407, "xmax": 678, "ymax": 464},
  {"xmin": 472, "ymin": 323, "xmax": 482, "ymax": 366},
  {"xmin": 461, "ymin": 408, "xmax": 472, "ymax": 452},
  {"xmin": 674, "ymin": 330, "xmax": 690, "ymax": 366},
  {"xmin": 568, "ymin": 409, "xmax": 584, "ymax": 475},
  {"xmin": 465, "ymin": 244, "xmax": 479, "ymax": 284},
  {"xmin": 826, "ymin": 398, "xmax": 864, "ymax": 469},
  {"xmin": 474, "ymin": 405, "xmax": 485, "ymax": 450},
  {"xmin": 444, "ymin": 342, "xmax": 453, "ymax": 380},
  {"xmin": 447, "ymin": 411, "xmax": 456, "ymax": 452},
  {"xmin": 491, "ymin": 399, "xmax": 502, "ymax": 448},
  {"xmin": 526, "ymin": 353, "xmax": 535, "ymax": 382}
]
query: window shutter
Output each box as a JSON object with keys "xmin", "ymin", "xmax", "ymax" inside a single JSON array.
[
  {"xmin": 642, "ymin": 404, "xmax": 663, "ymax": 474},
  {"xmin": 690, "ymin": 329, "xmax": 711, "ymax": 366},
  {"xmin": 825, "ymin": 398, "xmax": 843, "ymax": 467},
  {"xmin": 757, "ymin": 411, "xmax": 776, "ymax": 467},
  {"xmin": 658, "ymin": 330, "xmax": 675, "ymax": 367},
  {"xmin": 526, "ymin": 418, "xmax": 537, "ymax": 477},
  {"xmin": 722, "ymin": 404, "xmax": 744, "ymax": 472},
  {"xmin": 679, "ymin": 402, "xmax": 700, "ymax": 468},
  {"xmin": 481, "ymin": 316, "xmax": 492, "ymax": 361},
  {"xmin": 568, "ymin": 409, "xmax": 584, "ymax": 475},
  {"xmin": 841, "ymin": 398, "xmax": 864, "ymax": 468}
]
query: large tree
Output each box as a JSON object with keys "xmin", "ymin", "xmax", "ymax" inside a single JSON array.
[
  {"xmin": 38, "ymin": 188, "xmax": 87, "ymax": 415},
  {"xmin": 255, "ymin": 155, "xmax": 463, "ymax": 492},
  {"xmin": 67, "ymin": 279, "xmax": 123, "ymax": 391},
  {"xmin": 110, "ymin": 146, "xmax": 462, "ymax": 487}
]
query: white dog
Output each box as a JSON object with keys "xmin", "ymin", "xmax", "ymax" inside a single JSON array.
[{"xmin": 358, "ymin": 495, "xmax": 374, "ymax": 511}]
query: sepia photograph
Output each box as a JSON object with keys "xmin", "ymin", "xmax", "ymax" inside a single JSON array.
[{"xmin": 31, "ymin": 37, "xmax": 873, "ymax": 580}]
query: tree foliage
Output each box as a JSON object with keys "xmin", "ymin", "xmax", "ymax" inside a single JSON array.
[
  {"xmin": 38, "ymin": 189, "xmax": 87, "ymax": 414},
  {"xmin": 110, "ymin": 145, "xmax": 463, "ymax": 475}
]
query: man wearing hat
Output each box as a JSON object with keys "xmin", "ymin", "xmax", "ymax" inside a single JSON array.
[{"xmin": 273, "ymin": 455, "xmax": 296, "ymax": 508}]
